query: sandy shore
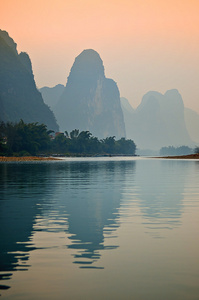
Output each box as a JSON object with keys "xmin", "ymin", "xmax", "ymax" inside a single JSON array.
[
  {"xmin": 0, "ymin": 154, "xmax": 199, "ymax": 161},
  {"xmin": 158, "ymin": 153, "xmax": 199, "ymax": 159},
  {"xmin": 0, "ymin": 156, "xmax": 61, "ymax": 162}
]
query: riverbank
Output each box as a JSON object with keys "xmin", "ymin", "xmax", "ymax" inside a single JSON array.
[
  {"xmin": 0, "ymin": 156, "xmax": 61, "ymax": 162},
  {"xmin": 160, "ymin": 153, "xmax": 199, "ymax": 159},
  {"xmin": 0, "ymin": 153, "xmax": 199, "ymax": 161}
]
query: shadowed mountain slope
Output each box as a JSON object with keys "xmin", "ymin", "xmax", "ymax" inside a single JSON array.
[
  {"xmin": 52, "ymin": 49, "xmax": 125, "ymax": 138},
  {"xmin": 0, "ymin": 30, "xmax": 58, "ymax": 131}
]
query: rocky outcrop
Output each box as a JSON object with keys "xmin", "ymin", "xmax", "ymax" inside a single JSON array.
[
  {"xmin": 121, "ymin": 90, "xmax": 194, "ymax": 150},
  {"xmin": 0, "ymin": 30, "xmax": 59, "ymax": 131},
  {"xmin": 53, "ymin": 49, "xmax": 125, "ymax": 139}
]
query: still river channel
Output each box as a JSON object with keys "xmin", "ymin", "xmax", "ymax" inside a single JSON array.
[{"xmin": 0, "ymin": 157, "xmax": 199, "ymax": 300}]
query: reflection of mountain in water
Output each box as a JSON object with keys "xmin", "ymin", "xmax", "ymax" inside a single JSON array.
[
  {"xmin": 50, "ymin": 161, "xmax": 135, "ymax": 268},
  {"xmin": 0, "ymin": 163, "xmax": 55, "ymax": 290},
  {"xmin": 135, "ymin": 160, "xmax": 187, "ymax": 234},
  {"xmin": 0, "ymin": 160, "xmax": 136, "ymax": 290},
  {"xmin": 65, "ymin": 161, "xmax": 133, "ymax": 268}
]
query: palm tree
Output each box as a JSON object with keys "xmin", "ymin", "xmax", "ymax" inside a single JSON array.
[{"xmin": 70, "ymin": 129, "xmax": 79, "ymax": 139}]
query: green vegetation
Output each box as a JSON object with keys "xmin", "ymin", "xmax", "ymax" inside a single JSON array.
[
  {"xmin": 0, "ymin": 120, "xmax": 52, "ymax": 156},
  {"xmin": 195, "ymin": 147, "xmax": 199, "ymax": 154},
  {"xmin": 0, "ymin": 120, "xmax": 136, "ymax": 156},
  {"xmin": 52, "ymin": 129, "xmax": 136, "ymax": 156},
  {"xmin": 160, "ymin": 145, "xmax": 193, "ymax": 156}
]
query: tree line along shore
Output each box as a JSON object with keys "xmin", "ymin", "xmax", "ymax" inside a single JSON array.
[
  {"xmin": 1, "ymin": 120, "xmax": 199, "ymax": 160},
  {"xmin": 0, "ymin": 156, "xmax": 60, "ymax": 162},
  {"xmin": 0, "ymin": 120, "xmax": 136, "ymax": 157}
]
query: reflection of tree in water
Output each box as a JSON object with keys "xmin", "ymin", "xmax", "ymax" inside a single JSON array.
[
  {"xmin": 135, "ymin": 160, "xmax": 188, "ymax": 234},
  {"xmin": 62, "ymin": 161, "xmax": 135, "ymax": 268},
  {"xmin": 0, "ymin": 163, "xmax": 55, "ymax": 291}
]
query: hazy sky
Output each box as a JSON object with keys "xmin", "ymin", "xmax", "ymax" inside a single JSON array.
[{"xmin": 1, "ymin": 0, "xmax": 199, "ymax": 112}]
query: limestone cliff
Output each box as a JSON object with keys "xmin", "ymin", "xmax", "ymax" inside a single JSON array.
[
  {"xmin": 121, "ymin": 90, "xmax": 193, "ymax": 150},
  {"xmin": 0, "ymin": 30, "xmax": 59, "ymax": 131},
  {"xmin": 54, "ymin": 49, "xmax": 125, "ymax": 138}
]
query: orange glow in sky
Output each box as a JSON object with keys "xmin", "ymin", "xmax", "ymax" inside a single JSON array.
[{"xmin": 1, "ymin": 0, "xmax": 199, "ymax": 112}]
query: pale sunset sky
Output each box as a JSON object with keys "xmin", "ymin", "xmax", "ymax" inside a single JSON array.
[{"xmin": 1, "ymin": 0, "xmax": 199, "ymax": 112}]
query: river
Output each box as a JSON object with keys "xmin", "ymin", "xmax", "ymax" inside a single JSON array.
[{"xmin": 0, "ymin": 157, "xmax": 199, "ymax": 299}]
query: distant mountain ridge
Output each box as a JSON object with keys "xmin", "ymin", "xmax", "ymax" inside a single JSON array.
[
  {"xmin": 41, "ymin": 49, "xmax": 126, "ymax": 139},
  {"xmin": 40, "ymin": 84, "xmax": 65, "ymax": 109},
  {"xmin": 0, "ymin": 30, "xmax": 59, "ymax": 131},
  {"xmin": 184, "ymin": 107, "xmax": 199, "ymax": 144},
  {"xmin": 2, "ymin": 29, "xmax": 195, "ymax": 148},
  {"xmin": 121, "ymin": 90, "xmax": 194, "ymax": 150}
]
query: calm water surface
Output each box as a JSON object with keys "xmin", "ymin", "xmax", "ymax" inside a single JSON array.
[{"xmin": 0, "ymin": 157, "xmax": 199, "ymax": 299}]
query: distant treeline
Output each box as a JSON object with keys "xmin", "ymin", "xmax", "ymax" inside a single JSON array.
[
  {"xmin": 159, "ymin": 145, "xmax": 194, "ymax": 156},
  {"xmin": 195, "ymin": 147, "xmax": 199, "ymax": 154},
  {"xmin": 0, "ymin": 120, "xmax": 136, "ymax": 156}
]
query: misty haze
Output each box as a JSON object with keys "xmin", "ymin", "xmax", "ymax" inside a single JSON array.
[{"xmin": 1, "ymin": 1, "xmax": 199, "ymax": 299}]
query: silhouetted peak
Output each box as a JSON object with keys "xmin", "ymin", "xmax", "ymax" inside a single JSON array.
[
  {"xmin": 54, "ymin": 49, "xmax": 125, "ymax": 138},
  {"xmin": 0, "ymin": 30, "xmax": 17, "ymax": 54},
  {"xmin": 0, "ymin": 29, "xmax": 59, "ymax": 131},
  {"xmin": 40, "ymin": 84, "xmax": 65, "ymax": 109},
  {"xmin": 164, "ymin": 89, "xmax": 179, "ymax": 97},
  {"xmin": 138, "ymin": 89, "xmax": 184, "ymax": 112},
  {"xmin": 19, "ymin": 52, "xmax": 33, "ymax": 74},
  {"xmin": 76, "ymin": 49, "xmax": 103, "ymax": 65},
  {"xmin": 164, "ymin": 89, "xmax": 184, "ymax": 109},
  {"xmin": 122, "ymin": 88, "xmax": 193, "ymax": 150},
  {"xmin": 68, "ymin": 49, "xmax": 105, "ymax": 83},
  {"xmin": 121, "ymin": 97, "xmax": 135, "ymax": 114},
  {"xmin": 54, "ymin": 84, "xmax": 65, "ymax": 89},
  {"xmin": 142, "ymin": 91, "xmax": 163, "ymax": 102},
  {"xmin": 137, "ymin": 91, "xmax": 162, "ymax": 112}
]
